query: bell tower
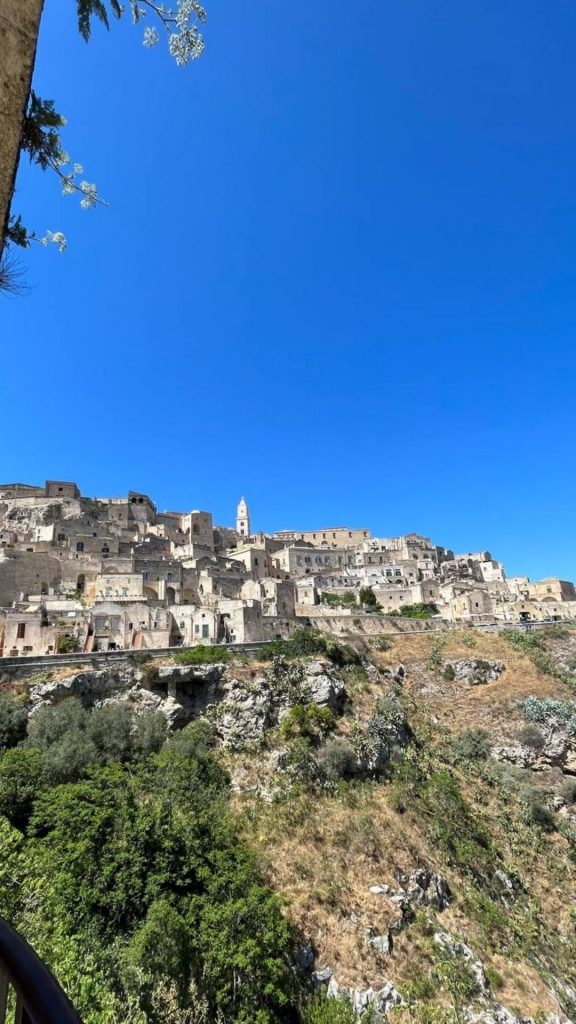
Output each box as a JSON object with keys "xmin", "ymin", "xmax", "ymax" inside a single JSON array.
[{"xmin": 236, "ymin": 497, "xmax": 251, "ymax": 538}]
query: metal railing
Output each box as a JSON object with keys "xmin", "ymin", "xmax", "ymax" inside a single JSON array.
[{"xmin": 0, "ymin": 917, "xmax": 82, "ymax": 1024}]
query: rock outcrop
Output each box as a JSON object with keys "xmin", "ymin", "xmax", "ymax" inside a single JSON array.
[{"xmin": 445, "ymin": 660, "xmax": 506, "ymax": 685}]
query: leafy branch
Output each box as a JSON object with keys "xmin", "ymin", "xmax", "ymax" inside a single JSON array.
[{"xmin": 78, "ymin": 1, "xmax": 207, "ymax": 64}]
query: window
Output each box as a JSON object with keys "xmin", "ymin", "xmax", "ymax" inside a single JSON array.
[
  {"xmin": 166, "ymin": 572, "xmax": 173, "ymax": 581},
  {"xmin": 76, "ymin": 542, "xmax": 84, "ymax": 552},
  {"xmin": 16, "ymin": 622, "xmax": 26, "ymax": 639},
  {"xmin": 194, "ymin": 624, "xmax": 200, "ymax": 634},
  {"xmin": 202, "ymin": 624, "xmax": 209, "ymax": 638},
  {"xmin": 143, "ymin": 572, "xmax": 149, "ymax": 581},
  {"xmin": 57, "ymin": 533, "xmax": 65, "ymax": 541}
]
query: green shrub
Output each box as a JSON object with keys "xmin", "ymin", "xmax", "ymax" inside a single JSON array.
[
  {"xmin": 359, "ymin": 587, "xmax": 381, "ymax": 612},
  {"xmin": 279, "ymin": 705, "xmax": 336, "ymax": 744},
  {"xmin": 57, "ymin": 634, "xmax": 79, "ymax": 654},
  {"xmin": 452, "ymin": 728, "xmax": 490, "ymax": 762},
  {"xmin": 460, "ymin": 632, "xmax": 477, "ymax": 649},
  {"xmin": 561, "ymin": 780, "xmax": 576, "ymax": 804},
  {"xmin": 267, "ymin": 629, "xmax": 360, "ymax": 667},
  {"xmin": 525, "ymin": 799, "xmax": 555, "ymax": 831},
  {"xmin": 516, "ymin": 724, "xmax": 546, "ymax": 752},
  {"xmin": 443, "ymin": 664, "xmax": 455, "ymax": 681},
  {"xmin": 390, "ymin": 603, "xmax": 437, "ymax": 619},
  {"xmin": 173, "ymin": 645, "xmax": 230, "ymax": 664},
  {"xmin": 302, "ymin": 994, "xmax": 357, "ymax": 1024},
  {"xmin": 128, "ymin": 651, "xmax": 152, "ymax": 666},
  {"xmin": 427, "ymin": 636, "xmax": 446, "ymax": 670},
  {"xmin": 371, "ymin": 636, "xmax": 392, "ymax": 652},
  {"xmin": 315, "ymin": 737, "xmax": 357, "ymax": 782},
  {"xmin": 0, "ymin": 693, "xmax": 28, "ymax": 750},
  {"xmin": 519, "ymin": 696, "xmax": 576, "ymax": 735},
  {"xmin": 321, "ymin": 592, "xmax": 357, "ymax": 608},
  {"xmin": 502, "ymin": 631, "xmax": 573, "ymax": 685},
  {"xmin": 0, "ymin": 747, "xmax": 43, "ymax": 828},
  {"xmin": 25, "ymin": 698, "xmax": 169, "ymax": 785}
]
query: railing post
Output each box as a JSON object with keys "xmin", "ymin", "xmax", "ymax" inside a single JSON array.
[{"xmin": 0, "ymin": 968, "xmax": 8, "ymax": 1024}]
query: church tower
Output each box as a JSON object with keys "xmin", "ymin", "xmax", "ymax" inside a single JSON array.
[{"xmin": 236, "ymin": 497, "xmax": 251, "ymax": 538}]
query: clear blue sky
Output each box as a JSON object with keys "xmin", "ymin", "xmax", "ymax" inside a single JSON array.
[{"xmin": 2, "ymin": 0, "xmax": 576, "ymax": 580}]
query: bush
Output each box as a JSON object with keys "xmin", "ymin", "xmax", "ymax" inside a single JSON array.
[
  {"xmin": 371, "ymin": 636, "xmax": 392, "ymax": 652},
  {"xmin": 502, "ymin": 631, "xmax": 573, "ymax": 685},
  {"xmin": 525, "ymin": 799, "xmax": 555, "ymax": 831},
  {"xmin": 57, "ymin": 634, "xmax": 79, "ymax": 654},
  {"xmin": 443, "ymin": 664, "xmax": 455, "ymax": 681},
  {"xmin": 359, "ymin": 587, "xmax": 381, "ymax": 612},
  {"xmin": 0, "ymin": 693, "xmax": 28, "ymax": 750},
  {"xmin": 452, "ymin": 728, "xmax": 490, "ymax": 762},
  {"xmin": 25, "ymin": 698, "xmax": 169, "ymax": 785},
  {"xmin": 86, "ymin": 703, "xmax": 135, "ymax": 763},
  {"xmin": 133, "ymin": 709, "xmax": 168, "ymax": 757},
  {"xmin": 267, "ymin": 629, "xmax": 360, "ymax": 667},
  {"xmin": 0, "ymin": 747, "xmax": 43, "ymax": 828},
  {"xmin": 390, "ymin": 603, "xmax": 437, "ymax": 619},
  {"xmin": 516, "ymin": 724, "xmax": 546, "ymax": 752},
  {"xmin": 302, "ymin": 994, "xmax": 357, "ymax": 1024},
  {"xmin": 321, "ymin": 592, "xmax": 357, "ymax": 609},
  {"xmin": 173, "ymin": 646, "xmax": 230, "ymax": 664},
  {"xmin": 561, "ymin": 780, "xmax": 576, "ymax": 804},
  {"xmin": 519, "ymin": 696, "xmax": 576, "ymax": 735},
  {"xmin": 279, "ymin": 705, "xmax": 336, "ymax": 745},
  {"xmin": 128, "ymin": 652, "xmax": 152, "ymax": 666},
  {"xmin": 26, "ymin": 698, "xmax": 86, "ymax": 751},
  {"xmin": 316, "ymin": 737, "xmax": 357, "ymax": 782}
]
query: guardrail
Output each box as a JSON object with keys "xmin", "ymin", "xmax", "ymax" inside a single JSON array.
[
  {"xmin": 0, "ymin": 619, "xmax": 573, "ymax": 673},
  {"xmin": 0, "ymin": 640, "xmax": 275, "ymax": 672},
  {"xmin": 0, "ymin": 916, "xmax": 82, "ymax": 1024}
]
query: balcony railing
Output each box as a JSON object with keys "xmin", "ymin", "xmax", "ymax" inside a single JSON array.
[{"xmin": 0, "ymin": 917, "xmax": 82, "ymax": 1024}]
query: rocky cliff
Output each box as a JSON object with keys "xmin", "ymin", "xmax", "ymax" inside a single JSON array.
[{"xmin": 4, "ymin": 626, "xmax": 576, "ymax": 1023}]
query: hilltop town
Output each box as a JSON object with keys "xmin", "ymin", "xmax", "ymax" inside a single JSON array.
[{"xmin": 0, "ymin": 478, "xmax": 573, "ymax": 658}]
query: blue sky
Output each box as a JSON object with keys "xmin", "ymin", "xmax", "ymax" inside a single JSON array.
[{"xmin": 2, "ymin": 0, "xmax": 576, "ymax": 580}]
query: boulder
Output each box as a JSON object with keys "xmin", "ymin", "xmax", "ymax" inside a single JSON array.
[
  {"xmin": 447, "ymin": 660, "xmax": 506, "ymax": 686},
  {"xmin": 368, "ymin": 931, "xmax": 392, "ymax": 956}
]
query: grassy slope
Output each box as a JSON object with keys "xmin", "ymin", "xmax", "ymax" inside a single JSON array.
[{"xmin": 230, "ymin": 629, "xmax": 576, "ymax": 1020}]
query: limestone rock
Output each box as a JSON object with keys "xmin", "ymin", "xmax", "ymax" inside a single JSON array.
[
  {"xmin": 447, "ymin": 660, "xmax": 506, "ymax": 686},
  {"xmin": 368, "ymin": 931, "xmax": 392, "ymax": 955},
  {"xmin": 326, "ymin": 976, "xmax": 403, "ymax": 1017},
  {"xmin": 433, "ymin": 931, "xmax": 489, "ymax": 997}
]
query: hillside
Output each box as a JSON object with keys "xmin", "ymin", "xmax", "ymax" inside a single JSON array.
[{"xmin": 1, "ymin": 626, "xmax": 576, "ymax": 1023}]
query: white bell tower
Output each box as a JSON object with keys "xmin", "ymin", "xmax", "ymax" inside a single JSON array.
[{"xmin": 236, "ymin": 497, "xmax": 251, "ymax": 538}]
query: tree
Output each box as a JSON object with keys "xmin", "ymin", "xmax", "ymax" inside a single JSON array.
[{"xmin": 0, "ymin": 1, "xmax": 208, "ymax": 285}]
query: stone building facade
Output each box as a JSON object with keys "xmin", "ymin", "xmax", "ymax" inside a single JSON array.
[{"xmin": 0, "ymin": 480, "xmax": 573, "ymax": 657}]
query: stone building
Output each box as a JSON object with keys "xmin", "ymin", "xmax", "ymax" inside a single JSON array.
[{"xmin": 0, "ymin": 480, "xmax": 574, "ymax": 656}]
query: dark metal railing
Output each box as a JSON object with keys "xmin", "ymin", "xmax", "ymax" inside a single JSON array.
[{"xmin": 0, "ymin": 918, "xmax": 82, "ymax": 1024}]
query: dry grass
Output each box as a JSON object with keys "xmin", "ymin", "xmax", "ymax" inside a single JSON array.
[{"xmin": 233, "ymin": 630, "xmax": 576, "ymax": 1014}]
